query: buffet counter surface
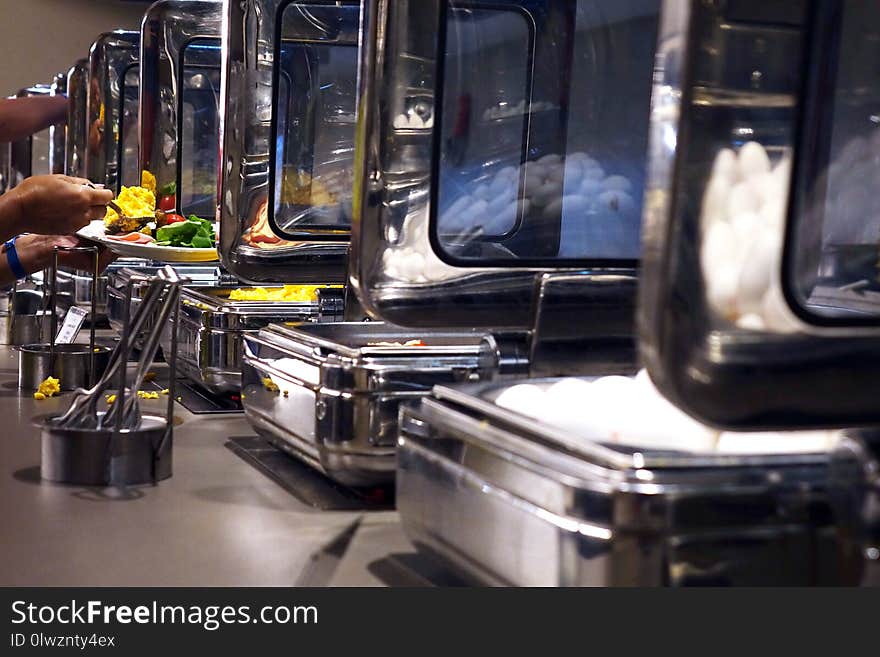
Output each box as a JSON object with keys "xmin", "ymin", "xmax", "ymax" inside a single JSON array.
[{"xmin": 0, "ymin": 340, "xmax": 414, "ymax": 587}]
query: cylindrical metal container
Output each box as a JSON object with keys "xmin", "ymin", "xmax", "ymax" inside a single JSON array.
[
  {"xmin": 37, "ymin": 413, "xmax": 171, "ymax": 486},
  {"xmin": 6, "ymin": 289, "xmax": 51, "ymax": 346},
  {"xmin": 18, "ymin": 344, "xmax": 112, "ymax": 391}
]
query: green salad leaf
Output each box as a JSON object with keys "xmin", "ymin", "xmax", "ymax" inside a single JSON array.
[{"xmin": 155, "ymin": 216, "xmax": 216, "ymax": 249}]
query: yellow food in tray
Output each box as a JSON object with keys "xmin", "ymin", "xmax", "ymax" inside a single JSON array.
[
  {"xmin": 141, "ymin": 170, "xmax": 157, "ymax": 196},
  {"xmin": 34, "ymin": 377, "xmax": 61, "ymax": 400},
  {"xmin": 104, "ymin": 185, "xmax": 156, "ymax": 234},
  {"xmin": 228, "ymin": 284, "xmax": 336, "ymax": 302}
]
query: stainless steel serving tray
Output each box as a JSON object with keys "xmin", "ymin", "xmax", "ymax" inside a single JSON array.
[
  {"xmin": 165, "ymin": 286, "xmax": 329, "ymax": 394},
  {"xmin": 106, "ymin": 264, "xmax": 226, "ymax": 335},
  {"xmin": 240, "ymin": 322, "xmax": 488, "ymax": 487},
  {"xmin": 395, "ymin": 379, "xmax": 867, "ymax": 586}
]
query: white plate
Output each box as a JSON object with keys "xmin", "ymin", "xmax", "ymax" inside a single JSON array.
[{"xmin": 78, "ymin": 220, "xmax": 219, "ymax": 263}]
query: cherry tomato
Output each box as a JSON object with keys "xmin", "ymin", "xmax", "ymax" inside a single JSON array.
[
  {"xmin": 165, "ymin": 213, "xmax": 186, "ymax": 224},
  {"xmin": 158, "ymin": 194, "xmax": 177, "ymax": 212}
]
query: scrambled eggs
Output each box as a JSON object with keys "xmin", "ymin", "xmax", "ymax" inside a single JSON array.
[
  {"xmin": 34, "ymin": 377, "xmax": 61, "ymax": 400},
  {"xmin": 262, "ymin": 377, "xmax": 280, "ymax": 393},
  {"xmin": 141, "ymin": 170, "xmax": 157, "ymax": 196},
  {"xmin": 228, "ymin": 285, "xmax": 336, "ymax": 302},
  {"xmin": 104, "ymin": 185, "xmax": 156, "ymax": 234},
  {"xmin": 105, "ymin": 390, "xmax": 167, "ymax": 404}
]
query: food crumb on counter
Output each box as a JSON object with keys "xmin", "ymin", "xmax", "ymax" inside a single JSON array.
[
  {"xmin": 161, "ymin": 389, "xmax": 170, "ymax": 395},
  {"xmin": 34, "ymin": 377, "xmax": 61, "ymax": 400},
  {"xmin": 261, "ymin": 377, "xmax": 280, "ymax": 393},
  {"xmin": 105, "ymin": 390, "xmax": 161, "ymax": 404}
]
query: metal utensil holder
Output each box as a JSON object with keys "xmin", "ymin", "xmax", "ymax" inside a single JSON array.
[
  {"xmin": 7, "ymin": 279, "xmax": 51, "ymax": 346},
  {"xmin": 36, "ymin": 266, "xmax": 188, "ymax": 486},
  {"xmin": 17, "ymin": 245, "xmax": 109, "ymax": 390}
]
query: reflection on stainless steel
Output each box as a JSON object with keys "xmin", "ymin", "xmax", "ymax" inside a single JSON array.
[
  {"xmin": 87, "ymin": 31, "xmax": 139, "ymax": 193},
  {"xmin": 49, "ymin": 72, "xmax": 66, "ymax": 175},
  {"xmin": 161, "ymin": 286, "xmax": 326, "ymax": 394},
  {"xmin": 219, "ymin": 0, "xmax": 349, "ymax": 283},
  {"xmin": 65, "ymin": 59, "xmax": 89, "ymax": 178},
  {"xmin": 9, "ymin": 85, "xmax": 53, "ymax": 187},
  {"xmin": 240, "ymin": 322, "xmax": 486, "ymax": 486},
  {"xmin": 140, "ymin": 1, "xmax": 223, "ymax": 218},
  {"xmin": 639, "ymin": 1, "xmax": 880, "ymax": 429},
  {"xmin": 352, "ymin": 0, "xmax": 655, "ymax": 327},
  {"xmin": 107, "ymin": 264, "xmax": 229, "ymax": 348},
  {"xmin": 397, "ymin": 383, "xmax": 867, "ymax": 586}
]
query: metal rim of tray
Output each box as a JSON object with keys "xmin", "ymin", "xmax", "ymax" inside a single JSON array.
[{"xmin": 427, "ymin": 381, "xmax": 835, "ymax": 472}]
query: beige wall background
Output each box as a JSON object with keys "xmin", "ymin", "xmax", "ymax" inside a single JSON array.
[{"xmin": 0, "ymin": 0, "xmax": 152, "ymax": 96}]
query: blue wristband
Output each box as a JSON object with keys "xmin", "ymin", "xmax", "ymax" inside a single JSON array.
[{"xmin": 4, "ymin": 236, "xmax": 27, "ymax": 280}]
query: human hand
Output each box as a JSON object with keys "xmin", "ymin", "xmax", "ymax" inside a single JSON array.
[
  {"xmin": 8, "ymin": 175, "xmax": 113, "ymax": 236},
  {"xmin": 15, "ymin": 234, "xmax": 117, "ymax": 275}
]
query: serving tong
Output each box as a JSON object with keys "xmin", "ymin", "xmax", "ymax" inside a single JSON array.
[{"xmin": 52, "ymin": 266, "xmax": 187, "ymax": 432}]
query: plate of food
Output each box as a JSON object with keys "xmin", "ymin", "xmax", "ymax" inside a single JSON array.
[{"xmin": 78, "ymin": 184, "xmax": 219, "ymax": 262}]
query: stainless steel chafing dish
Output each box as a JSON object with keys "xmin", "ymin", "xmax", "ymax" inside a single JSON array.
[
  {"xmin": 87, "ymin": 31, "xmax": 140, "ymax": 194},
  {"xmin": 140, "ymin": 0, "xmax": 222, "ymax": 219},
  {"xmin": 107, "ymin": 265, "xmax": 229, "ymax": 339},
  {"xmin": 241, "ymin": 323, "xmax": 486, "ymax": 486},
  {"xmin": 229, "ymin": 0, "xmax": 646, "ymax": 486},
  {"xmin": 219, "ymin": 0, "xmax": 351, "ymax": 283},
  {"xmin": 397, "ymin": 380, "xmax": 866, "ymax": 586},
  {"xmin": 163, "ymin": 285, "xmax": 344, "ymax": 395},
  {"xmin": 394, "ymin": 0, "xmax": 880, "ymax": 585},
  {"xmin": 65, "ymin": 58, "xmax": 89, "ymax": 179}
]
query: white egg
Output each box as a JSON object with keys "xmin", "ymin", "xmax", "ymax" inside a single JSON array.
[
  {"xmin": 544, "ymin": 194, "xmax": 590, "ymax": 221},
  {"xmin": 473, "ymin": 183, "xmax": 492, "ymax": 201},
  {"xmin": 582, "ymin": 164, "xmax": 606, "ymax": 181},
  {"xmin": 727, "ymin": 180, "xmax": 761, "ymax": 217},
  {"xmin": 706, "ymin": 263, "xmax": 741, "ymax": 321},
  {"xmin": 537, "ymin": 154, "xmax": 563, "ymax": 167},
  {"xmin": 601, "ymin": 175, "xmax": 633, "ymax": 193},
  {"xmin": 597, "ymin": 190, "xmax": 637, "ymax": 216},
  {"xmin": 485, "ymin": 199, "xmax": 518, "ymax": 235},
  {"xmin": 532, "ymin": 180, "xmax": 564, "ymax": 208},
  {"xmin": 496, "ymin": 166, "xmax": 519, "ymax": 181},
  {"xmin": 700, "ymin": 177, "xmax": 732, "ymax": 227},
  {"xmin": 546, "ymin": 163, "xmax": 566, "ymax": 185},
  {"xmin": 717, "ymin": 431, "xmax": 838, "ymax": 455},
  {"xmin": 711, "ymin": 148, "xmax": 739, "ymax": 183},
  {"xmin": 738, "ymin": 141, "xmax": 771, "ymax": 178},
  {"xmin": 701, "ymin": 219, "xmax": 739, "ymax": 274},
  {"xmin": 579, "ymin": 178, "xmax": 603, "ymax": 198},
  {"xmin": 612, "ymin": 392, "xmax": 720, "ymax": 452},
  {"xmin": 487, "ymin": 191, "xmax": 512, "ymax": 214},
  {"xmin": 760, "ymin": 199, "xmax": 787, "ymax": 231},
  {"xmin": 495, "ymin": 384, "xmax": 547, "ymax": 417},
  {"xmin": 524, "ymin": 169, "xmax": 546, "ymax": 196},
  {"xmin": 566, "ymin": 152, "xmax": 590, "ymax": 165},
  {"xmin": 729, "ymin": 211, "xmax": 760, "ymax": 240},
  {"xmin": 737, "ymin": 232, "xmax": 779, "ymax": 312},
  {"xmin": 487, "ymin": 175, "xmax": 510, "ymax": 199},
  {"xmin": 460, "ymin": 198, "xmax": 489, "ymax": 224},
  {"xmin": 634, "ymin": 368, "xmax": 654, "ymax": 388}
]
